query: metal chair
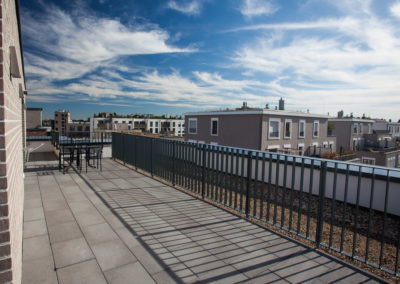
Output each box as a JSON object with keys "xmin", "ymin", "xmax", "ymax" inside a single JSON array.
[
  {"xmin": 85, "ymin": 145, "xmax": 103, "ymax": 172},
  {"xmin": 59, "ymin": 145, "xmax": 75, "ymax": 173}
]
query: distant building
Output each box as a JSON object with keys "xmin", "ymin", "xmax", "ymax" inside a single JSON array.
[
  {"xmin": 67, "ymin": 120, "xmax": 90, "ymax": 137},
  {"xmin": 355, "ymin": 130, "xmax": 400, "ymax": 167},
  {"xmin": 26, "ymin": 108, "xmax": 47, "ymax": 136},
  {"xmin": 329, "ymin": 118, "xmax": 375, "ymax": 152},
  {"xmin": 26, "ymin": 107, "xmax": 42, "ymax": 129},
  {"xmin": 54, "ymin": 110, "xmax": 70, "ymax": 135},
  {"xmin": 185, "ymin": 105, "xmax": 335, "ymax": 156},
  {"xmin": 373, "ymin": 120, "xmax": 400, "ymax": 141},
  {"xmin": 90, "ymin": 116, "xmax": 185, "ymax": 137}
]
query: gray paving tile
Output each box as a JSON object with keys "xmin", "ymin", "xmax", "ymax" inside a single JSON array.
[
  {"xmin": 74, "ymin": 208, "xmax": 105, "ymax": 227},
  {"xmin": 23, "ymin": 207, "xmax": 45, "ymax": 222},
  {"xmin": 57, "ymin": 259, "xmax": 107, "ymax": 284},
  {"xmin": 53, "ymin": 237, "xmax": 94, "ymax": 268},
  {"xmin": 91, "ymin": 239, "xmax": 137, "ymax": 271},
  {"xmin": 23, "ymin": 235, "xmax": 52, "ymax": 262},
  {"xmin": 45, "ymin": 208, "xmax": 75, "ymax": 226},
  {"xmin": 48, "ymin": 220, "xmax": 83, "ymax": 244},
  {"xmin": 22, "ymin": 255, "xmax": 57, "ymax": 284},
  {"xmin": 82, "ymin": 222, "xmax": 119, "ymax": 245},
  {"xmin": 104, "ymin": 261, "xmax": 156, "ymax": 284},
  {"xmin": 23, "ymin": 219, "xmax": 47, "ymax": 238}
]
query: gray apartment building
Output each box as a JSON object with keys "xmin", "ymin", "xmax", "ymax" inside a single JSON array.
[
  {"xmin": 328, "ymin": 117, "xmax": 375, "ymax": 152},
  {"xmin": 185, "ymin": 107, "xmax": 335, "ymax": 155},
  {"xmin": 373, "ymin": 120, "xmax": 400, "ymax": 141}
]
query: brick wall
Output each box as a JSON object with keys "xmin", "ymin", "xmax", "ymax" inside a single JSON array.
[{"xmin": 0, "ymin": 0, "xmax": 26, "ymax": 283}]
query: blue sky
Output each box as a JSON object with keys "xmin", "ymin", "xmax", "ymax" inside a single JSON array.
[{"xmin": 21, "ymin": 0, "xmax": 400, "ymax": 120}]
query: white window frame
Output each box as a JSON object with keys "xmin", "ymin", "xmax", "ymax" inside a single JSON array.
[
  {"xmin": 283, "ymin": 144, "xmax": 291, "ymax": 149},
  {"xmin": 313, "ymin": 120, "xmax": 319, "ymax": 138},
  {"xmin": 267, "ymin": 145, "xmax": 280, "ymax": 150},
  {"xmin": 188, "ymin": 118, "xmax": 198, "ymax": 134},
  {"xmin": 368, "ymin": 124, "xmax": 372, "ymax": 134},
  {"xmin": 359, "ymin": 123, "xmax": 363, "ymax": 134},
  {"xmin": 284, "ymin": 119, "xmax": 292, "ymax": 139},
  {"xmin": 362, "ymin": 157, "xmax": 375, "ymax": 165},
  {"xmin": 298, "ymin": 120, "xmax": 306, "ymax": 139},
  {"xmin": 268, "ymin": 118, "xmax": 281, "ymax": 140},
  {"xmin": 210, "ymin": 117, "xmax": 219, "ymax": 136}
]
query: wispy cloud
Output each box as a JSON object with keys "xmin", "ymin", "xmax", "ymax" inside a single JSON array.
[
  {"xmin": 167, "ymin": 0, "xmax": 202, "ymax": 15},
  {"xmin": 22, "ymin": 4, "xmax": 194, "ymax": 82},
  {"xmin": 233, "ymin": 1, "xmax": 400, "ymax": 117},
  {"xmin": 240, "ymin": 0, "xmax": 278, "ymax": 18}
]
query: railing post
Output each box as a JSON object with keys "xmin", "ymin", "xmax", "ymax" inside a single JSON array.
[
  {"xmin": 172, "ymin": 141, "xmax": 176, "ymax": 186},
  {"xmin": 201, "ymin": 144, "xmax": 206, "ymax": 199},
  {"xmin": 316, "ymin": 161, "xmax": 327, "ymax": 247},
  {"xmin": 150, "ymin": 138, "xmax": 153, "ymax": 177},
  {"xmin": 245, "ymin": 151, "xmax": 253, "ymax": 218},
  {"xmin": 134, "ymin": 135, "xmax": 137, "ymax": 169}
]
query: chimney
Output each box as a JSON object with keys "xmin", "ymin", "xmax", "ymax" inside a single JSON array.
[
  {"xmin": 338, "ymin": 110, "xmax": 344, "ymax": 118},
  {"xmin": 242, "ymin": 102, "xmax": 247, "ymax": 108},
  {"xmin": 265, "ymin": 103, "xmax": 269, "ymax": 109},
  {"xmin": 278, "ymin": 98, "xmax": 285, "ymax": 110}
]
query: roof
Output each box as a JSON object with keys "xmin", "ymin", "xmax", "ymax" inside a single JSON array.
[
  {"xmin": 328, "ymin": 118, "xmax": 375, "ymax": 123},
  {"xmin": 185, "ymin": 109, "xmax": 330, "ymax": 118},
  {"xmin": 27, "ymin": 107, "xmax": 43, "ymax": 111}
]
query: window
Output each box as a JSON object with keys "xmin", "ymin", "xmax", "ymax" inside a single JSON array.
[
  {"xmin": 155, "ymin": 122, "xmax": 159, "ymax": 127},
  {"xmin": 155, "ymin": 128, "xmax": 159, "ymax": 134},
  {"xmin": 313, "ymin": 121, "xmax": 319, "ymax": 137},
  {"xmin": 353, "ymin": 123, "xmax": 358, "ymax": 134},
  {"xmin": 269, "ymin": 118, "xmax": 280, "ymax": 139},
  {"xmin": 77, "ymin": 126, "xmax": 83, "ymax": 131},
  {"xmin": 189, "ymin": 118, "xmax": 197, "ymax": 134},
  {"xmin": 150, "ymin": 121, "xmax": 153, "ymax": 127},
  {"xmin": 368, "ymin": 124, "xmax": 372, "ymax": 134},
  {"xmin": 284, "ymin": 119, "xmax": 292, "ymax": 139},
  {"xmin": 359, "ymin": 123, "xmax": 363, "ymax": 134},
  {"xmin": 70, "ymin": 126, "xmax": 74, "ymax": 131},
  {"xmin": 122, "ymin": 121, "xmax": 126, "ymax": 124},
  {"xmin": 173, "ymin": 122, "xmax": 176, "ymax": 127},
  {"xmin": 85, "ymin": 126, "xmax": 89, "ymax": 131},
  {"xmin": 298, "ymin": 120, "xmax": 305, "ymax": 138},
  {"xmin": 211, "ymin": 118, "xmax": 218, "ymax": 136},
  {"xmin": 389, "ymin": 126, "xmax": 393, "ymax": 133},
  {"xmin": 387, "ymin": 157, "xmax": 396, "ymax": 168},
  {"xmin": 362, "ymin": 157, "xmax": 375, "ymax": 165}
]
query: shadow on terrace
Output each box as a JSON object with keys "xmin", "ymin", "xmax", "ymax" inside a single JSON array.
[{"xmin": 22, "ymin": 140, "xmax": 386, "ymax": 283}]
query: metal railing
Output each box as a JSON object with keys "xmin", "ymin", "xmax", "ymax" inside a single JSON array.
[{"xmin": 112, "ymin": 132, "xmax": 400, "ymax": 277}]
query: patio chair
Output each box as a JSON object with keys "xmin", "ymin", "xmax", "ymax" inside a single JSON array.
[
  {"xmin": 85, "ymin": 145, "xmax": 103, "ymax": 172},
  {"xmin": 59, "ymin": 145, "xmax": 75, "ymax": 173}
]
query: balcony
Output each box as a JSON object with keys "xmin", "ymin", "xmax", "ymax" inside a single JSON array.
[{"xmin": 22, "ymin": 137, "xmax": 397, "ymax": 283}]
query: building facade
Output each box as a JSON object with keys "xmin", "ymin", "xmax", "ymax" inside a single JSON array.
[
  {"xmin": 54, "ymin": 110, "xmax": 70, "ymax": 136},
  {"xmin": 26, "ymin": 107, "xmax": 42, "ymax": 129},
  {"xmin": 0, "ymin": 0, "xmax": 27, "ymax": 282},
  {"xmin": 90, "ymin": 116, "xmax": 185, "ymax": 137},
  {"xmin": 185, "ymin": 109, "xmax": 335, "ymax": 155},
  {"xmin": 374, "ymin": 120, "xmax": 400, "ymax": 141},
  {"xmin": 329, "ymin": 118, "xmax": 375, "ymax": 152}
]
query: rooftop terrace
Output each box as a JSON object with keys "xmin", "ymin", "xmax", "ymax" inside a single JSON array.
[{"xmin": 22, "ymin": 142, "xmax": 386, "ymax": 283}]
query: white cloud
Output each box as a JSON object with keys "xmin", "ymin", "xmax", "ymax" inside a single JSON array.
[
  {"xmin": 390, "ymin": 2, "xmax": 400, "ymax": 18},
  {"xmin": 233, "ymin": 2, "xmax": 400, "ymax": 118},
  {"xmin": 22, "ymin": 5, "xmax": 194, "ymax": 81},
  {"xmin": 240, "ymin": 0, "xmax": 278, "ymax": 18},
  {"xmin": 167, "ymin": 0, "xmax": 202, "ymax": 15}
]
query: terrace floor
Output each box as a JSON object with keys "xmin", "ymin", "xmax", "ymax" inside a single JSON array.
[{"xmin": 23, "ymin": 151, "xmax": 386, "ymax": 283}]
